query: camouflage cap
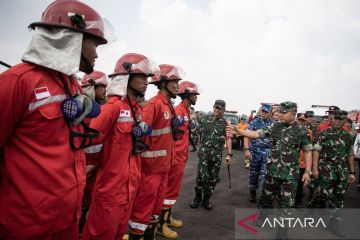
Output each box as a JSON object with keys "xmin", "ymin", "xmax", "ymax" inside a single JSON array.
[
  {"xmin": 279, "ymin": 101, "xmax": 297, "ymax": 113},
  {"xmin": 326, "ymin": 105, "xmax": 340, "ymax": 113},
  {"xmin": 261, "ymin": 104, "xmax": 272, "ymax": 113},
  {"xmin": 304, "ymin": 110, "xmax": 314, "ymax": 118},
  {"xmin": 333, "ymin": 110, "xmax": 348, "ymax": 120},
  {"xmin": 214, "ymin": 99, "xmax": 226, "ymax": 110}
]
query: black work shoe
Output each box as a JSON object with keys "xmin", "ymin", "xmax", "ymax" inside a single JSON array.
[
  {"xmin": 190, "ymin": 191, "xmax": 202, "ymax": 208},
  {"xmin": 249, "ymin": 190, "xmax": 256, "ymax": 203},
  {"xmin": 202, "ymin": 195, "xmax": 212, "ymax": 210}
]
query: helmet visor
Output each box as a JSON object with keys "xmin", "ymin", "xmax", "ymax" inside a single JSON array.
[
  {"xmin": 167, "ymin": 66, "xmax": 185, "ymax": 80},
  {"xmin": 131, "ymin": 58, "xmax": 160, "ymax": 78}
]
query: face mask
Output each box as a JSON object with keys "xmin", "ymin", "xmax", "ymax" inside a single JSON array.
[
  {"xmin": 132, "ymin": 121, "xmax": 152, "ymax": 138},
  {"xmin": 61, "ymin": 94, "xmax": 100, "ymax": 125},
  {"xmin": 171, "ymin": 116, "xmax": 184, "ymax": 128}
]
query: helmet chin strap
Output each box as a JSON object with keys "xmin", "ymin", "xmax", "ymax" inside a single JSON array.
[
  {"xmin": 164, "ymin": 82, "xmax": 177, "ymax": 99},
  {"xmin": 81, "ymin": 53, "xmax": 94, "ymax": 74},
  {"xmin": 128, "ymin": 76, "xmax": 145, "ymax": 97}
]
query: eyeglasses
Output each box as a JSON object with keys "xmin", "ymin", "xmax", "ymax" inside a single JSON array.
[
  {"xmin": 334, "ymin": 117, "xmax": 345, "ymax": 120},
  {"xmin": 261, "ymin": 110, "xmax": 270, "ymax": 113},
  {"xmin": 214, "ymin": 106, "xmax": 223, "ymax": 110}
]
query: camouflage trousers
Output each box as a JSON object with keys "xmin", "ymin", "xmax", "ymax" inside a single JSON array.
[
  {"xmin": 318, "ymin": 170, "xmax": 349, "ymax": 218},
  {"xmin": 248, "ymin": 148, "xmax": 269, "ymax": 191},
  {"xmin": 308, "ymin": 177, "xmax": 321, "ymax": 208},
  {"xmin": 259, "ymin": 175, "xmax": 298, "ymax": 215},
  {"xmin": 195, "ymin": 146, "xmax": 222, "ymax": 196}
]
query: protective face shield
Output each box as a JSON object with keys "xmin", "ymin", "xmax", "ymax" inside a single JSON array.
[
  {"xmin": 61, "ymin": 94, "xmax": 100, "ymax": 125},
  {"xmin": 149, "ymin": 64, "xmax": 185, "ymax": 84},
  {"xmin": 122, "ymin": 58, "xmax": 160, "ymax": 78}
]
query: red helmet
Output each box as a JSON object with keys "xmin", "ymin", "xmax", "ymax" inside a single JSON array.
[
  {"xmin": 29, "ymin": 0, "xmax": 107, "ymax": 44},
  {"xmin": 150, "ymin": 64, "xmax": 185, "ymax": 84},
  {"xmin": 178, "ymin": 81, "xmax": 200, "ymax": 95},
  {"xmin": 109, "ymin": 53, "xmax": 160, "ymax": 78},
  {"xmin": 81, "ymin": 70, "xmax": 108, "ymax": 87}
]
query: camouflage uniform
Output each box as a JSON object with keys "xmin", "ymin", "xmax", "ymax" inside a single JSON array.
[
  {"xmin": 313, "ymin": 120, "xmax": 354, "ymax": 217},
  {"xmin": 195, "ymin": 114, "xmax": 228, "ymax": 196},
  {"xmin": 247, "ymin": 115, "xmax": 273, "ymax": 192},
  {"xmin": 257, "ymin": 102, "xmax": 312, "ymax": 213}
]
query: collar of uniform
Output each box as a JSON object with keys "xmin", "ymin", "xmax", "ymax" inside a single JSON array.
[
  {"xmin": 157, "ymin": 91, "xmax": 170, "ymax": 105},
  {"xmin": 107, "ymin": 95, "xmax": 122, "ymax": 104},
  {"xmin": 180, "ymin": 100, "xmax": 190, "ymax": 115}
]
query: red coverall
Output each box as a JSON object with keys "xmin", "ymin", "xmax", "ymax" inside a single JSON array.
[
  {"xmin": 0, "ymin": 63, "xmax": 85, "ymax": 239},
  {"xmin": 129, "ymin": 91, "xmax": 174, "ymax": 234},
  {"xmin": 82, "ymin": 96, "xmax": 142, "ymax": 239},
  {"xmin": 163, "ymin": 101, "xmax": 190, "ymax": 208}
]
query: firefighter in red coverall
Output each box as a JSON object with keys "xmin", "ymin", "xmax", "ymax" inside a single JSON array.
[
  {"xmin": 81, "ymin": 53, "xmax": 160, "ymax": 240},
  {"xmin": 79, "ymin": 70, "xmax": 108, "ymax": 234},
  {"xmin": 158, "ymin": 81, "xmax": 200, "ymax": 239},
  {"xmin": 81, "ymin": 70, "xmax": 108, "ymax": 103},
  {"xmin": 128, "ymin": 64, "xmax": 184, "ymax": 240},
  {"xmin": 0, "ymin": 1, "xmax": 108, "ymax": 239}
]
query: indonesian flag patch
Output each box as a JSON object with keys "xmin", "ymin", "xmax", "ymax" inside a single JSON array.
[
  {"xmin": 119, "ymin": 110, "xmax": 131, "ymax": 117},
  {"xmin": 34, "ymin": 87, "xmax": 51, "ymax": 100}
]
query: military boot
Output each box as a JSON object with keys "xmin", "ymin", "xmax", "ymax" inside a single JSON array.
[
  {"xmin": 143, "ymin": 221, "xmax": 157, "ymax": 240},
  {"xmin": 156, "ymin": 208, "xmax": 178, "ymax": 239},
  {"xmin": 249, "ymin": 190, "xmax": 256, "ymax": 203},
  {"xmin": 128, "ymin": 232, "xmax": 144, "ymax": 240},
  {"xmin": 166, "ymin": 208, "xmax": 183, "ymax": 228},
  {"xmin": 245, "ymin": 159, "xmax": 250, "ymax": 169},
  {"xmin": 202, "ymin": 195, "xmax": 212, "ymax": 210},
  {"xmin": 190, "ymin": 190, "xmax": 202, "ymax": 208},
  {"xmin": 327, "ymin": 217, "xmax": 345, "ymax": 238}
]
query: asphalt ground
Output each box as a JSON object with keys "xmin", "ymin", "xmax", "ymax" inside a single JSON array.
[{"xmin": 156, "ymin": 148, "xmax": 360, "ymax": 240}]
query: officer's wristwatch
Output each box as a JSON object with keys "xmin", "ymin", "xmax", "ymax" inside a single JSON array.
[
  {"xmin": 350, "ymin": 172, "xmax": 356, "ymax": 175},
  {"xmin": 244, "ymin": 148, "xmax": 250, "ymax": 151},
  {"xmin": 227, "ymin": 153, "xmax": 233, "ymax": 157}
]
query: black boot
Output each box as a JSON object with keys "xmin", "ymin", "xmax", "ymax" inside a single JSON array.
[
  {"xmin": 249, "ymin": 190, "xmax": 256, "ymax": 203},
  {"xmin": 327, "ymin": 217, "xmax": 345, "ymax": 238},
  {"xmin": 275, "ymin": 227, "xmax": 288, "ymax": 240},
  {"xmin": 190, "ymin": 190, "xmax": 202, "ymax": 208},
  {"xmin": 129, "ymin": 232, "xmax": 144, "ymax": 240},
  {"xmin": 202, "ymin": 195, "xmax": 212, "ymax": 210},
  {"xmin": 143, "ymin": 221, "xmax": 157, "ymax": 240}
]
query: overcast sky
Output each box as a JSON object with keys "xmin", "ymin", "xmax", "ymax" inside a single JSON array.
[{"xmin": 1, "ymin": 0, "xmax": 359, "ymax": 115}]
